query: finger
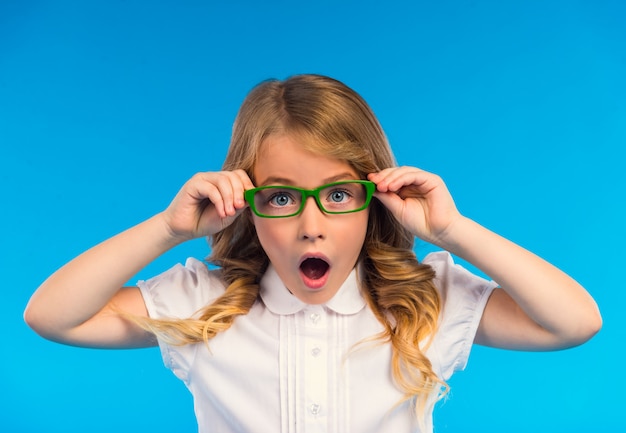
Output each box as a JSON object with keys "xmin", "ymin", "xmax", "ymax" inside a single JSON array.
[
  {"xmin": 188, "ymin": 173, "xmax": 229, "ymax": 218},
  {"xmin": 373, "ymin": 190, "xmax": 407, "ymax": 217},
  {"xmin": 369, "ymin": 167, "xmax": 431, "ymax": 193},
  {"xmin": 186, "ymin": 172, "xmax": 235, "ymax": 218},
  {"xmin": 232, "ymin": 169, "xmax": 255, "ymax": 209},
  {"xmin": 210, "ymin": 171, "xmax": 250, "ymax": 217},
  {"xmin": 368, "ymin": 166, "xmax": 415, "ymax": 190}
]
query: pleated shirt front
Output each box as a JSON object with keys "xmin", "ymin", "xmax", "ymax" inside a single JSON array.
[{"xmin": 138, "ymin": 251, "xmax": 497, "ymax": 433}]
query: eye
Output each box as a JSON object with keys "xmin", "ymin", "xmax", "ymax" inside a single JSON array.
[
  {"xmin": 268, "ymin": 191, "xmax": 297, "ymax": 207},
  {"xmin": 327, "ymin": 188, "xmax": 352, "ymax": 203}
]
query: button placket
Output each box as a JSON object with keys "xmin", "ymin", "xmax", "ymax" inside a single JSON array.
[
  {"xmin": 309, "ymin": 403, "xmax": 321, "ymax": 415},
  {"xmin": 302, "ymin": 306, "xmax": 328, "ymax": 427}
]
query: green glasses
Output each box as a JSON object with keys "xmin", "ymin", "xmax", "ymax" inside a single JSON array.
[{"xmin": 245, "ymin": 180, "xmax": 376, "ymax": 218}]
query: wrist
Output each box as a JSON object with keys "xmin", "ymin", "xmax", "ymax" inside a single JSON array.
[
  {"xmin": 151, "ymin": 213, "xmax": 191, "ymax": 249},
  {"xmin": 430, "ymin": 215, "xmax": 477, "ymax": 254}
]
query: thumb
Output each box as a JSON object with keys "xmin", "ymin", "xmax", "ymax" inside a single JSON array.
[{"xmin": 373, "ymin": 191, "xmax": 406, "ymax": 218}]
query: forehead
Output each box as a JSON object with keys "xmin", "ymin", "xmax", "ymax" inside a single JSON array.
[{"xmin": 254, "ymin": 134, "xmax": 358, "ymax": 187}]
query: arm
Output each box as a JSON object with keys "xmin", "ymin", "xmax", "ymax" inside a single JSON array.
[
  {"xmin": 369, "ymin": 167, "xmax": 602, "ymax": 351},
  {"xmin": 24, "ymin": 170, "xmax": 254, "ymax": 349}
]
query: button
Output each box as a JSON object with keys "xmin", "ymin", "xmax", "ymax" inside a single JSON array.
[
  {"xmin": 309, "ymin": 403, "xmax": 321, "ymax": 415},
  {"xmin": 309, "ymin": 313, "xmax": 320, "ymax": 324},
  {"xmin": 311, "ymin": 347, "xmax": 321, "ymax": 357}
]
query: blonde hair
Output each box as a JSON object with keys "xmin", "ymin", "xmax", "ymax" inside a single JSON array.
[{"xmin": 134, "ymin": 74, "xmax": 447, "ymax": 420}]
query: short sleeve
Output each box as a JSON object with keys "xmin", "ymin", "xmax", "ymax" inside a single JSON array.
[
  {"xmin": 137, "ymin": 258, "xmax": 225, "ymax": 383},
  {"xmin": 423, "ymin": 251, "xmax": 498, "ymax": 381}
]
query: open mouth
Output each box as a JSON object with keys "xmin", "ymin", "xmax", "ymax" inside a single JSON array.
[
  {"xmin": 299, "ymin": 257, "xmax": 330, "ymax": 289},
  {"xmin": 300, "ymin": 258, "xmax": 330, "ymax": 280}
]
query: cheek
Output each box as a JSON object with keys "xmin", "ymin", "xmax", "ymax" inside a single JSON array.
[
  {"xmin": 253, "ymin": 219, "xmax": 288, "ymax": 253},
  {"xmin": 335, "ymin": 214, "xmax": 369, "ymax": 248}
]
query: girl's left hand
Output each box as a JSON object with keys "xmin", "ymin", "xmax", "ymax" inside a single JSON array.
[{"xmin": 368, "ymin": 167, "xmax": 462, "ymax": 246}]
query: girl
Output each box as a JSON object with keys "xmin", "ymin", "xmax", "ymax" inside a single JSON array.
[{"xmin": 24, "ymin": 74, "xmax": 601, "ymax": 432}]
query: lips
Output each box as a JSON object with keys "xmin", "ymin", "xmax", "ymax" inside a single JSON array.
[{"xmin": 299, "ymin": 256, "xmax": 330, "ymax": 289}]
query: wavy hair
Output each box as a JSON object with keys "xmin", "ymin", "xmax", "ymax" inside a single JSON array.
[{"xmin": 132, "ymin": 74, "xmax": 447, "ymax": 422}]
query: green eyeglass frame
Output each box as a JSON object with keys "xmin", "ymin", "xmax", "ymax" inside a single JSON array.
[{"xmin": 244, "ymin": 180, "xmax": 376, "ymax": 218}]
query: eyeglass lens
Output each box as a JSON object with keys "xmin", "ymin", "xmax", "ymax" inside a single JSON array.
[{"xmin": 253, "ymin": 182, "xmax": 369, "ymax": 217}]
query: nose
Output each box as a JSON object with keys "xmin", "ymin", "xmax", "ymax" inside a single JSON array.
[{"xmin": 298, "ymin": 196, "xmax": 326, "ymax": 240}]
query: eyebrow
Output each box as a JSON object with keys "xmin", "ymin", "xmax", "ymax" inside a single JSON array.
[{"xmin": 258, "ymin": 172, "xmax": 359, "ymax": 187}]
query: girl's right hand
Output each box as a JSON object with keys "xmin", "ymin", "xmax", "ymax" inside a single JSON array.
[
  {"xmin": 161, "ymin": 170, "xmax": 255, "ymax": 241},
  {"xmin": 24, "ymin": 169, "xmax": 254, "ymax": 349}
]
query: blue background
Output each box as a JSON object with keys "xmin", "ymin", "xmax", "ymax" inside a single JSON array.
[{"xmin": 1, "ymin": 0, "xmax": 623, "ymax": 431}]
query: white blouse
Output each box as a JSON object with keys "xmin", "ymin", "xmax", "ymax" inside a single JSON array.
[{"xmin": 138, "ymin": 251, "xmax": 497, "ymax": 433}]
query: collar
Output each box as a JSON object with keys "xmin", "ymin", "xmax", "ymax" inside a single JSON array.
[{"xmin": 259, "ymin": 264, "xmax": 367, "ymax": 316}]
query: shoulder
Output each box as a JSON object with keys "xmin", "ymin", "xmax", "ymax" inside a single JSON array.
[
  {"xmin": 422, "ymin": 251, "xmax": 496, "ymax": 301},
  {"xmin": 422, "ymin": 251, "xmax": 497, "ymax": 378},
  {"xmin": 138, "ymin": 258, "xmax": 226, "ymax": 319}
]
